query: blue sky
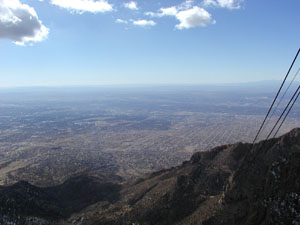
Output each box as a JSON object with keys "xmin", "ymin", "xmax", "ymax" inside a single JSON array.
[{"xmin": 0, "ymin": 0, "xmax": 299, "ymax": 87}]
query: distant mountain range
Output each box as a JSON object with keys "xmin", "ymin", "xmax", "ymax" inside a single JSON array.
[{"xmin": 1, "ymin": 128, "xmax": 300, "ymax": 225}]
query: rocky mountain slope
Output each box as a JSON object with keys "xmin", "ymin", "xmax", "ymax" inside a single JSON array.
[{"xmin": 1, "ymin": 128, "xmax": 300, "ymax": 225}]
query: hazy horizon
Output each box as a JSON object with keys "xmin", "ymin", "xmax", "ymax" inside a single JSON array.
[{"xmin": 0, "ymin": 79, "xmax": 299, "ymax": 89}]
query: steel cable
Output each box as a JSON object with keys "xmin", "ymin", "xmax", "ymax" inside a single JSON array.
[
  {"xmin": 273, "ymin": 88, "xmax": 300, "ymax": 138},
  {"xmin": 261, "ymin": 66, "xmax": 300, "ymax": 134},
  {"xmin": 252, "ymin": 48, "xmax": 300, "ymax": 144},
  {"xmin": 265, "ymin": 85, "xmax": 300, "ymax": 141}
]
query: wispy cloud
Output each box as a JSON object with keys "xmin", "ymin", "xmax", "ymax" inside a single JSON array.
[
  {"xmin": 132, "ymin": 19, "xmax": 156, "ymax": 27},
  {"xmin": 50, "ymin": 0, "xmax": 113, "ymax": 14},
  {"xmin": 203, "ymin": 0, "xmax": 243, "ymax": 9},
  {"xmin": 123, "ymin": 1, "xmax": 138, "ymax": 10},
  {"xmin": 0, "ymin": 0, "xmax": 49, "ymax": 45},
  {"xmin": 115, "ymin": 18, "xmax": 128, "ymax": 24},
  {"xmin": 145, "ymin": 6, "xmax": 177, "ymax": 17}
]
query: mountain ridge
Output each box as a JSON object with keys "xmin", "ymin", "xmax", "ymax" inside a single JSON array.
[{"xmin": 1, "ymin": 128, "xmax": 300, "ymax": 225}]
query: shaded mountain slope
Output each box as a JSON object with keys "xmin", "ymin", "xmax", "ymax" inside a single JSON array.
[
  {"xmin": 0, "ymin": 175, "xmax": 121, "ymax": 225},
  {"xmin": 70, "ymin": 128, "xmax": 300, "ymax": 225},
  {"xmin": 73, "ymin": 142, "xmax": 252, "ymax": 225},
  {"xmin": 1, "ymin": 128, "xmax": 300, "ymax": 225}
]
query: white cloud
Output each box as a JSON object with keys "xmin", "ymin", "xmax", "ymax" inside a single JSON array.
[
  {"xmin": 51, "ymin": 0, "xmax": 113, "ymax": 14},
  {"xmin": 203, "ymin": 0, "xmax": 218, "ymax": 7},
  {"xmin": 0, "ymin": 0, "xmax": 49, "ymax": 45},
  {"xmin": 123, "ymin": 1, "xmax": 138, "ymax": 10},
  {"xmin": 145, "ymin": 0, "xmax": 194, "ymax": 18},
  {"xmin": 116, "ymin": 18, "xmax": 128, "ymax": 24},
  {"xmin": 132, "ymin": 19, "xmax": 156, "ymax": 27},
  {"xmin": 160, "ymin": 7, "xmax": 178, "ymax": 16},
  {"xmin": 178, "ymin": 0, "xmax": 194, "ymax": 10},
  {"xmin": 175, "ymin": 6, "xmax": 215, "ymax": 29},
  {"xmin": 144, "ymin": 11, "xmax": 156, "ymax": 17},
  {"xmin": 145, "ymin": 3, "xmax": 215, "ymax": 30},
  {"xmin": 146, "ymin": 6, "xmax": 178, "ymax": 17},
  {"xmin": 203, "ymin": 0, "xmax": 243, "ymax": 9}
]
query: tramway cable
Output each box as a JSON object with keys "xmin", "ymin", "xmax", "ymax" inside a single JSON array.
[
  {"xmin": 264, "ymin": 85, "xmax": 300, "ymax": 142},
  {"xmin": 252, "ymin": 48, "xmax": 300, "ymax": 144},
  {"xmin": 273, "ymin": 88, "xmax": 300, "ymax": 138},
  {"xmin": 261, "ymin": 66, "xmax": 300, "ymax": 134}
]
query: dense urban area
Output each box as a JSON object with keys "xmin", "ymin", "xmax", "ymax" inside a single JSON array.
[{"xmin": 0, "ymin": 84, "xmax": 299, "ymax": 187}]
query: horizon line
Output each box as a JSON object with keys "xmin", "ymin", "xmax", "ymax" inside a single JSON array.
[{"xmin": 0, "ymin": 79, "xmax": 292, "ymax": 89}]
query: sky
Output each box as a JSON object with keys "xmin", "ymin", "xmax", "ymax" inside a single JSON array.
[{"xmin": 0, "ymin": 0, "xmax": 300, "ymax": 87}]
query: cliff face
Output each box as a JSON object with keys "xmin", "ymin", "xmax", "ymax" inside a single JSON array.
[{"xmin": 1, "ymin": 128, "xmax": 300, "ymax": 225}]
